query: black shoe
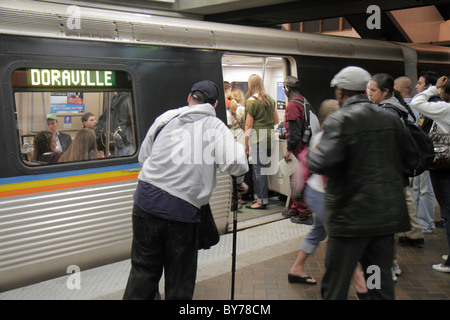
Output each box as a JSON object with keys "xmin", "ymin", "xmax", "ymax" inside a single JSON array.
[
  {"xmin": 435, "ymin": 220, "xmax": 445, "ymax": 228},
  {"xmin": 291, "ymin": 214, "xmax": 314, "ymax": 225},
  {"xmin": 399, "ymin": 236, "xmax": 425, "ymax": 248},
  {"xmin": 356, "ymin": 291, "xmax": 371, "ymax": 300},
  {"xmin": 281, "ymin": 210, "xmax": 297, "ymax": 218}
]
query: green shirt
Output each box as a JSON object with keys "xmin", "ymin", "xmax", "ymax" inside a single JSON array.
[{"xmin": 245, "ymin": 95, "xmax": 276, "ymax": 149}]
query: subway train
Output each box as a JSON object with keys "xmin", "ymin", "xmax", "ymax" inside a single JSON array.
[{"xmin": 0, "ymin": 0, "xmax": 449, "ymax": 291}]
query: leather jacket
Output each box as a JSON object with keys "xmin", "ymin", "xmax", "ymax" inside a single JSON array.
[{"xmin": 307, "ymin": 94, "xmax": 411, "ymax": 237}]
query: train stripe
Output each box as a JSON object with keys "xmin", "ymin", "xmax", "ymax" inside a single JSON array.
[{"xmin": 0, "ymin": 164, "xmax": 140, "ymax": 198}]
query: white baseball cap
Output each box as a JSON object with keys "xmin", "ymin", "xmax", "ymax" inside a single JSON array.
[{"xmin": 330, "ymin": 66, "xmax": 371, "ymax": 91}]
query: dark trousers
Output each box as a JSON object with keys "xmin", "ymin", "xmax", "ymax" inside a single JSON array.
[
  {"xmin": 321, "ymin": 234, "xmax": 395, "ymax": 300},
  {"xmin": 123, "ymin": 206, "xmax": 199, "ymax": 300},
  {"xmin": 429, "ymin": 170, "xmax": 450, "ymax": 266}
]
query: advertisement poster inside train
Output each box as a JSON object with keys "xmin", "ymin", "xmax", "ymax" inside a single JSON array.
[{"xmin": 50, "ymin": 92, "xmax": 85, "ymax": 113}]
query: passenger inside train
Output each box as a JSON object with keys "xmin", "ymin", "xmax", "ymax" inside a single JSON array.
[{"xmin": 13, "ymin": 69, "xmax": 137, "ymax": 165}]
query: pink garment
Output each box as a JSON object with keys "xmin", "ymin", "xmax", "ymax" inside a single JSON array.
[{"xmin": 289, "ymin": 147, "xmax": 312, "ymax": 217}]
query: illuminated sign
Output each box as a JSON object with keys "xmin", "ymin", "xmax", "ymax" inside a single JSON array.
[{"xmin": 29, "ymin": 69, "xmax": 115, "ymax": 87}]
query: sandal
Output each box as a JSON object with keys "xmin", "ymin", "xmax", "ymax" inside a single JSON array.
[
  {"xmin": 246, "ymin": 203, "xmax": 266, "ymax": 210},
  {"xmin": 288, "ymin": 273, "xmax": 317, "ymax": 285}
]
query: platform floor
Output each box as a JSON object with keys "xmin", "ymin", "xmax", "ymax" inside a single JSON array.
[{"xmin": 0, "ymin": 216, "xmax": 449, "ymax": 300}]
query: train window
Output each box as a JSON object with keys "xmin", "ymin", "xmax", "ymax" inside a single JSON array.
[{"xmin": 11, "ymin": 68, "xmax": 136, "ymax": 166}]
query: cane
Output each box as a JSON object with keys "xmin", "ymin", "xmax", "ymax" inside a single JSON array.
[{"xmin": 231, "ymin": 176, "xmax": 239, "ymax": 300}]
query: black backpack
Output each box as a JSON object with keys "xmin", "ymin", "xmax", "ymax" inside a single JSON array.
[{"xmin": 382, "ymin": 104, "xmax": 434, "ymax": 177}]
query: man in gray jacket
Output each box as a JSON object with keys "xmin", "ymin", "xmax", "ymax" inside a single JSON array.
[
  {"xmin": 123, "ymin": 80, "xmax": 248, "ymax": 300},
  {"xmin": 307, "ymin": 67, "xmax": 413, "ymax": 300}
]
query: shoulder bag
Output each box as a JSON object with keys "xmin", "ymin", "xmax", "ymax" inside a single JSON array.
[
  {"xmin": 428, "ymin": 126, "xmax": 450, "ymax": 170},
  {"xmin": 154, "ymin": 114, "xmax": 220, "ymax": 250}
]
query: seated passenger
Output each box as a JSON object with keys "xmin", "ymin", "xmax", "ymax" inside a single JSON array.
[
  {"xmin": 46, "ymin": 113, "xmax": 72, "ymax": 152},
  {"xmin": 33, "ymin": 130, "xmax": 64, "ymax": 164},
  {"xmin": 59, "ymin": 128, "xmax": 104, "ymax": 162}
]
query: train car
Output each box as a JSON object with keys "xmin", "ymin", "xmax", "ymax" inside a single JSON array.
[{"xmin": 0, "ymin": 0, "xmax": 449, "ymax": 291}]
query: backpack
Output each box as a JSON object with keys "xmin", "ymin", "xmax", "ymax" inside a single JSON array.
[
  {"xmin": 292, "ymin": 97, "xmax": 320, "ymax": 144},
  {"xmin": 382, "ymin": 104, "xmax": 434, "ymax": 177}
]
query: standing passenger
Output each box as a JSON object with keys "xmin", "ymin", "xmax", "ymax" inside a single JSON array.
[
  {"xmin": 288, "ymin": 99, "xmax": 339, "ymax": 284},
  {"xmin": 244, "ymin": 74, "xmax": 278, "ymax": 210},
  {"xmin": 281, "ymin": 76, "xmax": 317, "ymax": 224},
  {"xmin": 81, "ymin": 112, "xmax": 98, "ymax": 130},
  {"xmin": 229, "ymin": 88, "xmax": 246, "ymax": 145},
  {"xmin": 308, "ymin": 66, "xmax": 412, "ymax": 299},
  {"xmin": 411, "ymin": 75, "xmax": 450, "ymax": 273},
  {"xmin": 410, "ymin": 72, "xmax": 440, "ymax": 234},
  {"xmin": 394, "ymin": 76, "xmax": 419, "ymax": 124},
  {"xmin": 367, "ymin": 73, "xmax": 424, "ymax": 282},
  {"xmin": 367, "ymin": 73, "xmax": 425, "ymax": 250},
  {"xmin": 123, "ymin": 80, "xmax": 248, "ymax": 299},
  {"xmin": 415, "ymin": 71, "xmax": 440, "ymax": 133}
]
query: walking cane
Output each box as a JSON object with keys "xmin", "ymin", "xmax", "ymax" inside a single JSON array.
[{"xmin": 231, "ymin": 176, "xmax": 239, "ymax": 300}]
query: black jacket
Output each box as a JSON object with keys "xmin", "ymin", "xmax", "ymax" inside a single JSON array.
[
  {"xmin": 58, "ymin": 131, "xmax": 72, "ymax": 152},
  {"xmin": 307, "ymin": 94, "xmax": 412, "ymax": 237}
]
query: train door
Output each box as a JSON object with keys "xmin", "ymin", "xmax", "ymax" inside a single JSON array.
[{"xmin": 221, "ymin": 54, "xmax": 297, "ymax": 230}]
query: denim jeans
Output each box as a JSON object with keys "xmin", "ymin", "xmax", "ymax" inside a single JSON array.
[
  {"xmin": 300, "ymin": 185, "xmax": 327, "ymax": 255},
  {"xmin": 250, "ymin": 144, "xmax": 270, "ymax": 204},
  {"xmin": 123, "ymin": 205, "xmax": 199, "ymax": 300},
  {"xmin": 413, "ymin": 171, "xmax": 436, "ymax": 230}
]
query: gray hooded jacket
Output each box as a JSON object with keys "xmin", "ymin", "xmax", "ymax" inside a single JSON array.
[{"xmin": 138, "ymin": 103, "xmax": 248, "ymax": 209}]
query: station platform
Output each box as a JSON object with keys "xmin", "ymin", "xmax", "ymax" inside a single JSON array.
[{"xmin": 0, "ymin": 216, "xmax": 449, "ymax": 301}]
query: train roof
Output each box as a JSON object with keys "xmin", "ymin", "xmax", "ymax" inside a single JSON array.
[{"xmin": 0, "ymin": 0, "xmax": 449, "ymax": 64}]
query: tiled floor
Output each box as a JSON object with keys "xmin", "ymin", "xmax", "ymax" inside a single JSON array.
[
  {"xmin": 193, "ymin": 226, "xmax": 450, "ymax": 300},
  {"xmin": 1, "ymin": 216, "xmax": 448, "ymax": 301}
]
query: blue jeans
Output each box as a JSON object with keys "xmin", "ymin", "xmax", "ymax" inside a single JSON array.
[
  {"xmin": 429, "ymin": 170, "xmax": 450, "ymax": 266},
  {"xmin": 250, "ymin": 144, "xmax": 270, "ymax": 204},
  {"xmin": 300, "ymin": 184, "xmax": 327, "ymax": 255},
  {"xmin": 413, "ymin": 171, "xmax": 436, "ymax": 230}
]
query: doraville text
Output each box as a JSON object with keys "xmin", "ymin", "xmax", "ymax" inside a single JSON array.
[{"xmin": 166, "ymin": 123, "xmax": 279, "ymax": 175}]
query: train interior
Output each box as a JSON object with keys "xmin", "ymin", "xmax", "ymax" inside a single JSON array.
[
  {"xmin": 13, "ymin": 69, "xmax": 137, "ymax": 165},
  {"xmin": 221, "ymin": 54, "xmax": 295, "ymax": 230}
]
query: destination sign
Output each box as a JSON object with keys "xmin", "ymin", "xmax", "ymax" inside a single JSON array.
[{"xmin": 28, "ymin": 69, "xmax": 115, "ymax": 87}]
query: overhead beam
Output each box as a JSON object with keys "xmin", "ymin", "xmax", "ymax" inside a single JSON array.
[
  {"xmin": 176, "ymin": 0, "xmax": 293, "ymax": 15},
  {"xmin": 204, "ymin": 0, "xmax": 450, "ymax": 26},
  {"xmin": 389, "ymin": 6, "xmax": 449, "ymax": 44}
]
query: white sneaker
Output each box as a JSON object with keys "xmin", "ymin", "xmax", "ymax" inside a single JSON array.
[
  {"xmin": 392, "ymin": 260, "xmax": 402, "ymax": 276},
  {"xmin": 442, "ymin": 255, "xmax": 448, "ymax": 261},
  {"xmin": 391, "ymin": 267, "xmax": 398, "ymax": 282},
  {"xmin": 432, "ymin": 264, "xmax": 450, "ymax": 273}
]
